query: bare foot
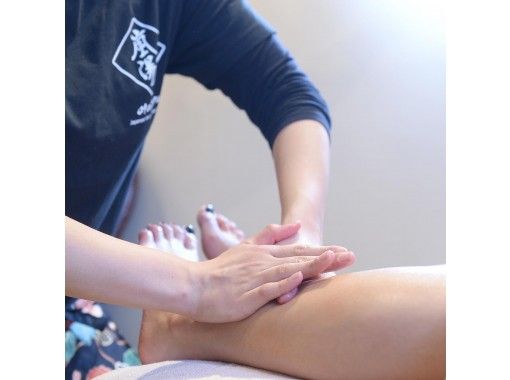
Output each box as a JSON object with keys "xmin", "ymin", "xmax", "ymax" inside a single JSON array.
[
  {"xmin": 138, "ymin": 221, "xmax": 202, "ymax": 363},
  {"xmin": 137, "ymin": 209, "xmax": 248, "ymax": 364},
  {"xmin": 196, "ymin": 204, "xmax": 245, "ymax": 259},
  {"xmin": 138, "ymin": 222, "xmax": 199, "ymax": 262}
]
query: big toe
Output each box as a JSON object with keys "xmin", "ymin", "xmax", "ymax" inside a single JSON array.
[{"xmin": 197, "ymin": 205, "xmax": 221, "ymax": 235}]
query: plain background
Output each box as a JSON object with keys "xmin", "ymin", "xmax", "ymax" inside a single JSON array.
[{"xmin": 105, "ymin": 0, "xmax": 445, "ymax": 347}]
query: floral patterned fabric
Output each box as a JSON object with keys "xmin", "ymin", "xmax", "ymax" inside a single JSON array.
[{"xmin": 65, "ymin": 297, "xmax": 141, "ymax": 379}]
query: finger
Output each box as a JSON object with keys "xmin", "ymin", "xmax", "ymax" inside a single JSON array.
[
  {"xmin": 283, "ymin": 251, "xmax": 355, "ymax": 270},
  {"xmin": 269, "ymin": 244, "xmax": 346, "ymax": 258},
  {"xmin": 330, "ymin": 246, "xmax": 349, "ymax": 253},
  {"xmin": 279, "ymin": 250, "xmax": 336, "ymax": 280},
  {"xmin": 276, "ymin": 287, "xmax": 299, "ymax": 304},
  {"xmin": 302, "ymin": 251, "xmax": 337, "ymax": 278},
  {"xmin": 250, "ymin": 222, "xmax": 301, "ymax": 245},
  {"xmin": 274, "ymin": 252, "xmax": 349, "ymax": 264},
  {"xmin": 324, "ymin": 250, "xmax": 356, "ymax": 272},
  {"xmin": 246, "ymin": 271, "xmax": 304, "ymax": 306}
]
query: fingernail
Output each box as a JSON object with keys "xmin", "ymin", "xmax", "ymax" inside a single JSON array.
[
  {"xmin": 205, "ymin": 204, "xmax": 215, "ymax": 213},
  {"xmin": 337, "ymin": 251, "xmax": 354, "ymax": 261},
  {"xmin": 185, "ymin": 224, "xmax": 195, "ymax": 234}
]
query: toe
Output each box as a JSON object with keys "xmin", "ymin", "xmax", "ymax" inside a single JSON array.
[
  {"xmin": 184, "ymin": 232, "xmax": 197, "ymax": 250},
  {"xmin": 160, "ymin": 222, "xmax": 174, "ymax": 240},
  {"xmin": 216, "ymin": 214, "xmax": 229, "ymax": 231},
  {"xmin": 233, "ymin": 228, "xmax": 245, "ymax": 240},
  {"xmin": 147, "ymin": 224, "xmax": 163, "ymax": 242},
  {"xmin": 226, "ymin": 220, "xmax": 237, "ymax": 232},
  {"xmin": 138, "ymin": 229, "xmax": 154, "ymax": 246},
  {"xmin": 172, "ymin": 224, "xmax": 185, "ymax": 241},
  {"xmin": 197, "ymin": 205, "xmax": 221, "ymax": 234}
]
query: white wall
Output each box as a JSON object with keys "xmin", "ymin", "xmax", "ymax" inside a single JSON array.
[{"xmin": 105, "ymin": 0, "xmax": 445, "ymax": 347}]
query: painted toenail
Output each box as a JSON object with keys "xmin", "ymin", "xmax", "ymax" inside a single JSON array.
[
  {"xmin": 185, "ymin": 224, "xmax": 195, "ymax": 234},
  {"xmin": 206, "ymin": 204, "xmax": 215, "ymax": 213}
]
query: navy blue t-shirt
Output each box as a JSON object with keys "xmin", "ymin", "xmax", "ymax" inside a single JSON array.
[{"xmin": 66, "ymin": 0, "xmax": 331, "ymax": 234}]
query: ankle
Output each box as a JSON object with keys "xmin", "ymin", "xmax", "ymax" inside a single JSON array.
[{"xmin": 170, "ymin": 317, "xmax": 216, "ymax": 360}]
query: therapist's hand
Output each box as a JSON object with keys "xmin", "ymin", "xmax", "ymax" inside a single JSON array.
[
  {"xmin": 249, "ymin": 222, "xmax": 354, "ymax": 275},
  {"xmin": 190, "ymin": 223, "xmax": 352, "ymax": 323},
  {"xmin": 275, "ymin": 223, "xmax": 355, "ymax": 305}
]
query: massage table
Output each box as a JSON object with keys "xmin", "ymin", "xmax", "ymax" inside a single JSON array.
[{"xmin": 96, "ymin": 360, "xmax": 296, "ymax": 379}]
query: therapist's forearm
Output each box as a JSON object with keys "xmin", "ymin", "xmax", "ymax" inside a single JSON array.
[
  {"xmin": 65, "ymin": 217, "xmax": 196, "ymax": 314},
  {"xmin": 272, "ymin": 119, "xmax": 330, "ymax": 244}
]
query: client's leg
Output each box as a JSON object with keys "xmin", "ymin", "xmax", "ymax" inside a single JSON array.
[{"xmin": 139, "ymin": 265, "xmax": 445, "ymax": 380}]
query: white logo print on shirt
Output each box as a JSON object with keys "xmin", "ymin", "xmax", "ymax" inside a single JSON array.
[{"xmin": 112, "ymin": 17, "xmax": 166, "ymax": 96}]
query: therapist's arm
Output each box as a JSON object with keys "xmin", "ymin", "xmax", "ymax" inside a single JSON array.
[
  {"xmin": 65, "ymin": 216, "xmax": 348, "ymax": 322},
  {"xmin": 273, "ymin": 119, "xmax": 330, "ymax": 245},
  {"xmin": 167, "ymin": 1, "xmax": 334, "ymax": 244},
  {"xmin": 66, "ymin": 216, "xmax": 197, "ymax": 315}
]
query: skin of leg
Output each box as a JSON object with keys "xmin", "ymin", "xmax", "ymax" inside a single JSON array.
[{"xmin": 139, "ymin": 265, "xmax": 445, "ymax": 380}]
